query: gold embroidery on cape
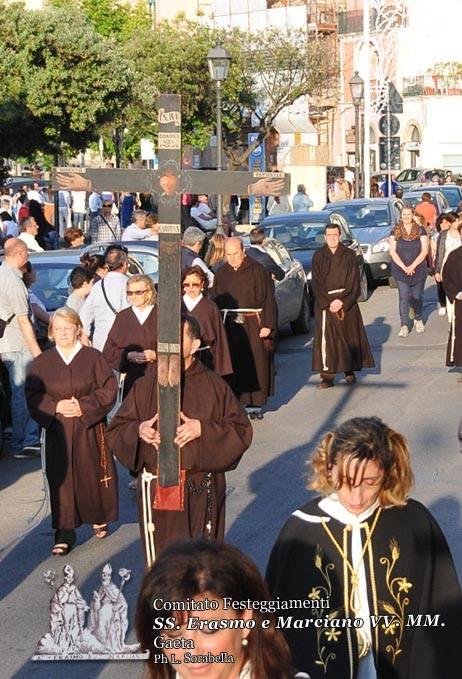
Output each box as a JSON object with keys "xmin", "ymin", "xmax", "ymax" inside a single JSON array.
[
  {"xmin": 379, "ymin": 539, "xmax": 413, "ymax": 663},
  {"xmin": 311, "ymin": 547, "xmax": 343, "ymax": 674}
]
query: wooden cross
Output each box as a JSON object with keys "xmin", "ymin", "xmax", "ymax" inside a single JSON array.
[
  {"xmin": 100, "ymin": 475, "xmax": 112, "ymax": 488},
  {"xmin": 53, "ymin": 94, "xmax": 290, "ymax": 493}
]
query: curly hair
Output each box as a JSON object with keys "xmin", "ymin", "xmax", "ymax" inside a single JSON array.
[{"xmin": 308, "ymin": 416, "xmax": 413, "ymax": 506}]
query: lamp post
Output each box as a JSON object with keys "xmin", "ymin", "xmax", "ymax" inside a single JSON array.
[
  {"xmin": 349, "ymin": 71, "xmax": 364, "ymax": 198},
  {"xmin": 207, "ymin": 45, "xmax": 230, "ymax": 235}
]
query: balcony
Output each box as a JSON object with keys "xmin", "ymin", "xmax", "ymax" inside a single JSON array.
[
  {"xmin": 403, "ymin": 76, "xmax": 462, "ymax": 97},
  {"xmin": 337, "ymin": 9, "xmax": 377, "ymax": 34},
  {"xmin": 307, "ymin": 0, "xmax": 337, "ymax": 33}
]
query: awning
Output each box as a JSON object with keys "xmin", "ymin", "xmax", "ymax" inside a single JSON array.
[{"xmin": 273, "ymin": 109, "xmax": 318, "ymax": 134}]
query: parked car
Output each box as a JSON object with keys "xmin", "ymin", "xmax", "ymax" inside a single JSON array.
[
  {"xmin": 3, "ymin": 177, "xmax": 51, "ymax": 195},
  {"xmin": 324, "ymin": 198, "xmax": 404, "ymax": 286},
  {"xmin": 29, "ymin": 239, "xmax": 310, "ymax": 334},
  {"xmin": 241, "ymin": 235, "xmax": 311, "ymax": 333},
  {"xmin": 402, "ymin": 190, "xmax": 450, "ymax": 217},
  {"xmin": 395, "ymin": 168, "xmax": 444, "ymax": 191},
  {"xmin": 28, "ymin": 245, "xmax": 147, "ymax": 311},
  {"xmin": 407, "ymin": 184, "xmax": 462, "ymax": 211},
  {"xmin": 259, "ymin": 210, "xmax": 368, "ymax": 303}
]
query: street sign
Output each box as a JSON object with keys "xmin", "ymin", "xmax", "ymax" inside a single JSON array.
[
  {"xmin": 379, "ymin": 114, "xmax": 400, "ymax": 136},
  {"xmin": 384, "ymin": 81, "xmax": 403, "ymax": 114},
  {"xmin": 379, "ymin": 136, "xmax": 401, "ymax": 170}
]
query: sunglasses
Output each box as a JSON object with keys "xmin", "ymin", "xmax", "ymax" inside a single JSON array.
[
  {"xmin": 183, "ymin": 283, "xmax": 201, "ymax": 288},
  {"xmin": 127, "ymin": 289, "xmax": 149, "ymax": 296}
]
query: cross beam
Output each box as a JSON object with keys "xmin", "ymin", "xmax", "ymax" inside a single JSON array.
[{"xmin": 53, "ymin": 94, "xmax": 290, "ymax": 496}]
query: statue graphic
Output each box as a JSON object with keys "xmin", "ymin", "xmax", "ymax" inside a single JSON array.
[
  {"xmin": 88, "ymin": 564, "xmax": 135, "ymax": 653},
  {"xmin": 33, "ymin": 564, "xmax": 143, "ymax": 660}
]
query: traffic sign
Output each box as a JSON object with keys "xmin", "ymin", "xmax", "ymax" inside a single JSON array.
[
  {"xmin": 379, "ymin": 136, "xmax": 401, "ymax": 170},
  {"xmin": 379, "ymin": 114, "xmax": 400, "ymax": 136},
  {"xmin": 384, "ymin": 82, "xmax": 403, "ymax": 114}
]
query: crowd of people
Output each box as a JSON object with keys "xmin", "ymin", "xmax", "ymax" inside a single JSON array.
[{"xmin": 1, "ymin": 175, "xmax": 462, "ymax": 678}]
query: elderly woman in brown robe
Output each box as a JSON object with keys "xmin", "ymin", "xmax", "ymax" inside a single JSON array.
[
  {"xmin": 102, "ymin": 274, "xmax": 158, "ymax": 396},
  {"xmin": 25, "ymin": 307, "xmax": 118, "ymax": 555},
  {"xmin": 181, "ymin": 266, "xmax": 232, "ymax": 376}
]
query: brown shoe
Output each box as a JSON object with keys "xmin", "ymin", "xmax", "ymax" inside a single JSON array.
[
  {"xmin": 317, "ymin": 380, "xmax": 334, "ymax": 389},
  {"xmin": 345, "ymin": 372, "xmax": 357, "ymax": 385}
]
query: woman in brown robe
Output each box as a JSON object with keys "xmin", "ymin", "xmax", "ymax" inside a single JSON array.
[
  {"xmin": 25, "ymin": 307, "xmax": 118, "ymax": 555},
  {"xmin": 181, "ymin": 266, "xmax": 232, "ymax": 376},
  {"xmin": 102, "ymin": 274, "xmax": 158, "ymax": 395}
]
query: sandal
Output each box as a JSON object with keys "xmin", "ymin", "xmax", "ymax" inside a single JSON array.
[
  {"xmin": 93, "ymin": 524, "xmax": 108, "ymax": 539},
  {"xmin": 52, "ymin": 543, "xmax": 72, "ymax": 556}
]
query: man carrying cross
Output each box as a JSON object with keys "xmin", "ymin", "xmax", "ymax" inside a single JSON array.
[
  {"xmin": 105, "ymin": 315, "xmax": 252, "ymax": 561},
  {"xmin": 54, "ymin": 93, "xmax": 289, "ymax": 562}
]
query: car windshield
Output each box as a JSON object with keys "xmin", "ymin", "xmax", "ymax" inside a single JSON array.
[
  {"xmin": 336, "ymin": 204, "xmax": 390, "ymax": 228},
  {"xmin": 31, "ymin": 262, "xmax": 74, "ymax": 311},
  {"xmin": 263, "ymin": 222, "xmax": 327, "ymax": 250},
  {"xmin": 441, "ymin": 187, "xmax": 460, "ymax": 207},
  {"xmin": 404, "ymin": 195, "xmax": 429, "ymax": 209}
]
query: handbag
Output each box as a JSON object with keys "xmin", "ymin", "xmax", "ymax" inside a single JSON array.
[
  {"xmin": 154, "ymin": 470, "xmax": 186, "ymax": 511},
  {"xmin": 106, "ymin": 372, "xmax": 126, "ymax": 424}
]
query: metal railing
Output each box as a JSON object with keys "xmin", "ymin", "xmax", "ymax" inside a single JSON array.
[{"xmin": 403, "ymin": 76, "xmax": 462, "ymax": 97}]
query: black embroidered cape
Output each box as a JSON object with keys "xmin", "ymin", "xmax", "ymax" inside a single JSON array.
[{"xmin": 266, "ymin": 497, "xmax": 461, "ymax": 679}]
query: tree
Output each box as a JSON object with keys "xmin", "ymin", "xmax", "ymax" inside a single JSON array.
[
  {"xmin": 123, "ymin": 18, "xmax": 338, "ymax": 168},
  {"xmin": 0, "ymin": 2, "xmax": 133, "ymax": 158}
]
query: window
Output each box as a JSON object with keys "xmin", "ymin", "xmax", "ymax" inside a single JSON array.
[{"xmin": 129, "ymin": 252, "xmax": 158, "ymax": 281}]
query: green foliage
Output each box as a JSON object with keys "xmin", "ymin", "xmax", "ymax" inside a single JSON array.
[
  {"xmin": 124, "ymin": 18, "xmax": 338, "ymax": 166},
  {"xmin": 0, "ymin": 1, "xmax": 133, "ymax": 158},
  {"xmin": 81, "ymin": 0, "xmax": 150, "ymax": 40}
]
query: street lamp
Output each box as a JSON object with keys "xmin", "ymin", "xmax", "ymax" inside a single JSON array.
[
  {"xmin": 349, "ymin": 71, "xmax": 364, "ymax": 197},
  {"xmin": 207, "ymin": 46, "xmax": 231, "ymax": 234}
]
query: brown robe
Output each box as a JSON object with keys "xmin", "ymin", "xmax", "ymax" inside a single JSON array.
[
  {"xmin": 105, "ymin": 359, "xmax": 252, "ymax": 559},
  {"xmin": 102, "ymin": 306, "xmax": 158, "ymax": 394},
  {"xmin": 312, "ymin": 243, "xmax": 375, "ymax": 374},
  {"xmin": 181, "ymin": 296, "xmax": 232, "ymax": 376},
  {"xmin": 443, "ymin": 246, "xmax": 462, "ymax": 366},
  {"xmin": 212, "ymin": 256, "xmax": 278, "ymax": 406},
  {"xmin": 25, "ymin": 346, "xmax": 118, "ymax": 530}
]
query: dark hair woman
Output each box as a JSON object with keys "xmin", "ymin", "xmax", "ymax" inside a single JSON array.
[
  {"xmin": 389, "ymin": 206, "xmax": 429, "ymax": 337},
  {"xmin": 136, "ymin": 538, "xmax": 294, "ymax": 679}
]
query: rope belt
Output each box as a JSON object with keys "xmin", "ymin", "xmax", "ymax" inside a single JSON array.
[
  {"xmin": 321, "ymin": 289, "xmax": 346, "ymax": 372},
  {"xmin": 141, "ymin": 468, "xmax": 157, "ymax": 567},
  {"xmin": 220, "ymin": 308, "xmax": 263, "ymax": 324}
]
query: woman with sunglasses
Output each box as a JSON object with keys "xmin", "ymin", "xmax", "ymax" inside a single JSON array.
[
  {"xmin": 102, "ymin": 274, "xmax": 158, "ymax": 396},
  {"xmin": 182, "ymin": 266, "xmax": 232, "ymax": 376}
]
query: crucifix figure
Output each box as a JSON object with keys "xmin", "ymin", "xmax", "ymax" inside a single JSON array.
[{"xmin": 53, "ymin": 94, "xmax": 290, "ymax": 503}]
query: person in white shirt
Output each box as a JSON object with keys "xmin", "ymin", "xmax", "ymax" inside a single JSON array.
[
  {"xmin": 89, "ymin": 191, "xmax": 103, "ymax": 227},
  {"xmin": 66, "ymin": 266, "xmax": 93, "ymax": 314},
  {"xmin": 292, "ymin": 184, "xmax": 314, "ymax": 212},
  {"xmin": 18, "ymin": 217, "xmax": 44, "ymax": 253},
  {"xmin": 26, "ymin": 183, "xmax": 45, "ymax": 205},
  {"xmin": 190, "ymin": 195, "xmax": 217, "ymax": 232},
  {"xmin": 80, "ymin": 247, "xmax": 130, "ymax": 350},
  {"xmin": 121, "ymin": 209, "xmax": 151, "ymax": 241},
  {"xmin": 71, "ymin": 190, "xmax": 86, "ymax": 230},
  {"xmin": 0, "ymin": 199, "xmax": 18, "ymax": 240}
]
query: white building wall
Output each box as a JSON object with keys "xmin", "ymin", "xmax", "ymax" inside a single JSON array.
[{"xmin": 401, "ymin": 97, "xmax": 462, "ymax": 170}]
